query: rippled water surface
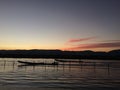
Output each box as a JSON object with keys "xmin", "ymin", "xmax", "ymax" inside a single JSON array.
[{"xmin": 0, "ymin": 58, "xmax": 120, "ymax": 88}]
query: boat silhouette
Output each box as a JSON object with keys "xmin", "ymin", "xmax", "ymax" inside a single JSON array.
[
  {"xmin": 55, "ymin": 59, "xmax": 83, "ymax": 62},
  {"xmin": 18, "ymin": 60, "xmax": 58, "ymax": 66}
]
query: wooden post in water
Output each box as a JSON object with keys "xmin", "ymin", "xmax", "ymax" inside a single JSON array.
[
  {"xmin": 62, "ymin": 61, "xmax": 65, "ymax": 76},
  {"xmin": 44, "ymin": 59, "xmax": 47, "ymax": 79},
  {"xmin": 33, "ymin": 65, "xmax": 35, "ymax": 71},
  {"xmin": 69, "ymin": 60, "xmax": 71, "ymax": 71},
  {"xmin": 12, "ymin": 61, "xmax": 15, "ymax": 70},
  {"xmin": 56, "ymin": 62, "xmax": 59, "ymax": 71},
  {"xmin": 44, "ymin": 59, "xmax": 47, "ymax": 72},
  {"xmin": 80, "ymin": 62, "xmax": 83, "ymax": 71},
  {"xmin": 93, "ymin": 62, "xmax": 96, "ymax": 73},
  {"xmin": 63, "ymin": 62, "xmax": 65, "ymax": 71},
  {"xmin": 4, "ymin": 60, "xmax": 6, "ymax": 70},
  {"xmin": 79, "ymin": 59, "xmax": 81, "ymax": 64},
  {"xmin": 107, "ymin": 63, "xmax": 110, "ymax": 75}
]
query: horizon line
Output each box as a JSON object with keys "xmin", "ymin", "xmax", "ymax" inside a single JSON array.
[{"xmin": 0, "ymin": 49, "xmax": 120, "ymax": 52}]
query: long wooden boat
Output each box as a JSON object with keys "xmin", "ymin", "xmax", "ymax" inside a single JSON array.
[
  {"xmin": 18, "ymin": 60, "xmax": 58, "ymax": 65},
  {"xmin": 55, "ymin": 59, "xmax": 83, "ymax": 62}
]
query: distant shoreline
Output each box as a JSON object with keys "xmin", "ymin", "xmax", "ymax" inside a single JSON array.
[{"xmin": 0, "ymin": 49, "xmax": 120, "ymax": 60}]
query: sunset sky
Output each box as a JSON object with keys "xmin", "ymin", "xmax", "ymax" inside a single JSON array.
[{"xmin": 0, "ymin": 0, "xmax": 120, "ymax": 51}]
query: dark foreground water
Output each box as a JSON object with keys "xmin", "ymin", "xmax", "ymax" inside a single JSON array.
[{"xmin": 0, "ymin": 58, "xmax": 120, "ymax": 90}]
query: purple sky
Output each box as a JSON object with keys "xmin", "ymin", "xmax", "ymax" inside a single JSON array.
[{"xmin": 0, "ymin": 0, "xmax": 120, "ymax": 51}]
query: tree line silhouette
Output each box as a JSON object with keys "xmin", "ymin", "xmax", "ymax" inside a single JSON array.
[{"xmin": 0, "ymin": 49, "xmax": 120, "ymax": 60}]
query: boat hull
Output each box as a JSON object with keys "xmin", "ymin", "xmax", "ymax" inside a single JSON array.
[{"xmin": 18, "ymin": 60, "xmax": 58, "ymax": 65}]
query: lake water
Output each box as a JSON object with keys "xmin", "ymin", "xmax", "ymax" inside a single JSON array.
[{"xmin": 0, "ymin": 58, "xmax": 120, "ymax": 89}]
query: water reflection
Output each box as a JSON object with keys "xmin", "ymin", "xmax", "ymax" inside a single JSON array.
[
  {"xmin": 0, "ymin": 58, "xmax": 120, "ymax": 88},
  {"xmin": 0, "ymin": 60, "xmax": 115, "ymax": 76}
]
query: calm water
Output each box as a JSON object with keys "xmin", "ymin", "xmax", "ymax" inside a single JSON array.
[{"xmin": 0, "ymin": 58, "xmax": 120, "ymax": 89}]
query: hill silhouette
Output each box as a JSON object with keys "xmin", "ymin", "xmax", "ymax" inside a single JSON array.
[{"xmin": 0, "ymin": 49, "xmax": 120, "ymax": 60}]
